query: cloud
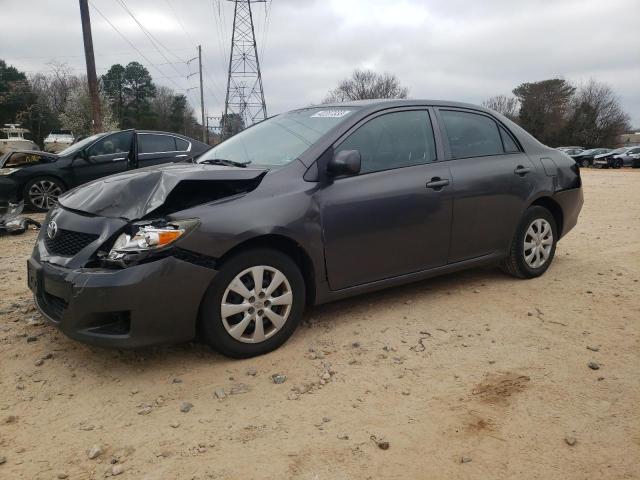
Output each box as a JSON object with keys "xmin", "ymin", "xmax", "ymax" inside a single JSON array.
[{"xmin": 1, "ymin": 0, "xmax": 639, "ymax": 127}]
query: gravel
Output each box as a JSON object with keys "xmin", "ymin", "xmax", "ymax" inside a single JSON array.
[
  {"xmin": 271, "ymin": 374, "xmax": 287, "ymax": 384},
  {"xmin": 87, "ymin": 444, "xmax": 103, "ymax": 459},
  {"xmin": 180, "ymin": 402, "xmax": 194, "ymax": 413}
]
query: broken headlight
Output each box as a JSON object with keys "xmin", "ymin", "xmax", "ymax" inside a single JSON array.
[{"xmin": 107, "ymin": 219, "xmax": 198, "ymax": 261}]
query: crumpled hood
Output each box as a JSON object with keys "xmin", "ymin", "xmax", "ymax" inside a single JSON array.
[{"xmin": 58, "ymin": 163, "xmax": 268, "ymax": 220}]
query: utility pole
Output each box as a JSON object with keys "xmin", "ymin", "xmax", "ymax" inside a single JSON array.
[
  {"xmin": 187, "ymin": 45, "xmax": 207, "ymax": 143},
  {"xmin": 78, "ymin": 0, "xmax": 102, "ymax": 133},
  {"xmin": 223, "ymin": 0, "xmax": 267, "ymax": 138},
  {"xmin": 198, "ymin": 45, "xmax": 206, "ymax": 143}
]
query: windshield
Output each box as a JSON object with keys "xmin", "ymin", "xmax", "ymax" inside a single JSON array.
[
  {"xmin": 197, "ymin": 107, "xmax": 358, "ymax": 167},
  {"xmin": 57, "ymin": 133, "xmax": 104, "ymax": 156}
]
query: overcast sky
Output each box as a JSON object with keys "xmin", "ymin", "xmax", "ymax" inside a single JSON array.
[{"xmin": 2, "ymin": 0, "xmax": 639, "ymax": 127}]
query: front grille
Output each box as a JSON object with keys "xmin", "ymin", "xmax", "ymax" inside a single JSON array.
[{"xmin": 44, "ymin": 229, "xmax": 98, "ymax": 257}]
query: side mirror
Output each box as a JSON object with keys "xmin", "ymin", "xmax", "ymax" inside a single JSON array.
[{"xmin": 327, "ymin": 150, "xmax": 361, "ymax": 176}]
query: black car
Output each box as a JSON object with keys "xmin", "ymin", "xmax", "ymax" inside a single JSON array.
[
  {"xmin": 571, "ymin": 148, "xmax": 610, "ymax": 167},
  {"xmin": 0, "ymin": 130, "xmax": 209, "ymax": 211},
  {"xmin": 28, "ymin": 100, "xmax": 583, "ymax": 358}
]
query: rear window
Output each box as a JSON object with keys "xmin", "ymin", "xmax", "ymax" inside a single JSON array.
[
  {"xmin": 441, "ymin": 110, "xmax": 503, "ymax": 158},
  {"xmin": 138, "ymin": 134, "xmax": 177, "ymax": 154}
]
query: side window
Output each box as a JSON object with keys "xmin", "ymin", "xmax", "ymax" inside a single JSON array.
[
  {"xmin": 88, "ymin": 131, "xmax": 133, "ymax": 157},
  {"xmin": 175, "ymin": 137, "xmax": 189, "ymax": 151},
  {"xmin": 499, "ymin": 126, "xmax": 520, "ymax": 153},
  {"xmin": 336, "ymin": 110, "xmax": 436, "ymax": 174},
  {"xmin": 138, "ymin": 134, "xmax": 177, "ymax": 154},
  {"xmin": 441, "ymin": 110, "xmax": 503, "ymax": 158}
]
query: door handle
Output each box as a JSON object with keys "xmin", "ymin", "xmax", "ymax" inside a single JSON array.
[
  {"xmin": 426, "ymin": 177, "xmax": 450, "ymax": 190},
  {"xmin": 174, "ymin": 154, "xmax": 189, "ymax": 157},
  {"xmin": 514, "ymin": 165, "xmax": 532, "ymax": 176},
  {"xmin": 112, "ymin": 157, "xmax": 126, "ymax": 162}
]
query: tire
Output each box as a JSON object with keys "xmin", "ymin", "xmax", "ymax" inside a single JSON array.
[
  {"xmin": 500, "ymin": 206, "xmax": 557, "ymax": 279},
  {"xmin": 199, "ymin": 248, "xmax": 306, "ymax": 358},
  {"xmin": 23, "ymin": 176, "xmax": 65, "ymax": 212}
]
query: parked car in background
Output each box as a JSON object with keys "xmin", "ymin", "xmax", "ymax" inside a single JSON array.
[
  {"xmin": 0, "ymin": 124, "xmax": 39, "ymax": 154},
  {"xmin": 593, "ymin": 147, "xmax": 632, "ymax": 168},
  {"xmin": 572, "ymin": 148, "xmax": 611, "ymax": 167},
  {"xmin": 613, "ymin": 146, "xmax": 640, "ymax": 168},
  {"xmin": 27, "ymin": 100, "xmax": 583, "ymax": 357},
  {"xmin": 44, "ymin": 130, "xmax": 75, "ymax": 153},
  {"xmin": 0, "ymin": 130, "xmax": 209, "ymax": 211},
  {"xmin": 557, "ymin": 146, "xmax": 584, "ymax": 152},
  {"xmin": 560, "ymin": 148, "xmax": 583, "ymax": 156}
]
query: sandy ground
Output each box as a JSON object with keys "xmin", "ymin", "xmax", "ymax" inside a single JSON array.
[{"xmin": 0, "ymin": 169, "xmax": 639, "ymax": 480}]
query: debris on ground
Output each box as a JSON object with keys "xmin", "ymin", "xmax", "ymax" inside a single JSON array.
[
  {"xmin": 588, "ymin": 361, "xmax": 600, "ymax": 370},
  {"xmin": 565, "ymin": 436, "xmax": 577, "ymax": 446},
  {"xmin": 271, "ymin": 374, "xmax": 287, "ymax": 384},
  {"xmin": 370, "ymin": 435, "xmax": 390, "ymax": 450},
  {"xmin": 87, "ymin": 445, "xmax": 103, "ymax": 459},
  {"xmin": 0, "ymin": 202, "xmax": 40, "ymax": 236},
  {"xmin": 180, "ymin": 402, "xmax": 194, "ymax": 413}
]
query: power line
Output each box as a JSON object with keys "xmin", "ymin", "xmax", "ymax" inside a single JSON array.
[
  {"xmin": 87, "ymin": 0, "xmax": 191, "ymax": 103},
  {"xmin": 115, "ymin": 0, "xmax": 187, "ymax": 78}
]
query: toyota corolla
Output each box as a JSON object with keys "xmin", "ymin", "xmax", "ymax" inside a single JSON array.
[{"xmin": 28, "ymin": 100, "xmax": 583, "ymax": 358}]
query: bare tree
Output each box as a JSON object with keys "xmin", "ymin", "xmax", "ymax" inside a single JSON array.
[
  {"xmin": 564, "ymin": 79, "xmax": 631, "ymax": 148},
  {"xmin": 482, "ymin": 95, "xmax": 519, "ymax": 122},
  {"xmin": 323, "ymin": 69, "xmax": 409, "ymax": 103}
]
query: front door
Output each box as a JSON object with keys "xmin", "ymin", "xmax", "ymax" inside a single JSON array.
[
  {"xmin": 73, "ymin": 130, "xmax": 133, "ymax": 185},
  {"xmin": 320, "ymin": 109, "xmax": 453, "ymax": 290}
]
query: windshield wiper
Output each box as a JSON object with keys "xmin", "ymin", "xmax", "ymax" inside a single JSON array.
[{"xmin": 199, "ymin": 158, "xmax": 251, "ymax": 168}]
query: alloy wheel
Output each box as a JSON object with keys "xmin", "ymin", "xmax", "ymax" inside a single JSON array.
[
  {"xmin": 220, "ymin": 265, "xmax": 293, "ymax": 343},
  {"xmin": 523, "ymin": 218, "xmax": 553, "ymax": 268},
  {"xmin": 29, "ymin": 180, "xmax": 62, "ymax": 210}
]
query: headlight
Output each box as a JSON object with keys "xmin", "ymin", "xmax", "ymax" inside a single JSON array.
[
  {"xmin": 0, "ymin": 168, "xmax": 20, "ymax": 176},
  {"xmin": 108, "ymin": 219, "xmax": 198, "ymax": 260}
]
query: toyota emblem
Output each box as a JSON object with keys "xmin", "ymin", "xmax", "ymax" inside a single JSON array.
[{"xmin": 47, "ymin": 221, "xmax": 58, "ymax": 240}]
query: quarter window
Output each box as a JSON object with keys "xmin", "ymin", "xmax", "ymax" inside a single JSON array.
[
  {"xmin": 175, "ymin": 137, "xmax": 189, "ymax": 151},
  {"xmin": 499, "ymin": 126, "xmax": 520, "ymax": 153},
  {"xmin": 138, "ymin": 134, "xmax": 177, "ymax": 154},
  {"xmin": 336, "ymin": 110, "xmax": 437, "ymax": 174},
  {"xmin": 441, "ymin": 110, "xmax": 503, "ymax": 158}
]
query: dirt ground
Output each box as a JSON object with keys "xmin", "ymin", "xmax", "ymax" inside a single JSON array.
[{"xmin": 0, "ymin": 169, "xmax": 639, "ymax": 480}]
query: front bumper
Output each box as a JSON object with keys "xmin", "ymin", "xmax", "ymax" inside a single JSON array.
[{"xmin": 28, "ymin": 254, "xmax": 218, "ymax": 348}]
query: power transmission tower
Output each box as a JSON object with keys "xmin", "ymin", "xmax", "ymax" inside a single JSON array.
[
  {"xmin": 78, "ymin": 0, "xmax": 103, "ymax": 132},
  {"xmin": 223, "ymin": 0, "xmax": 267, "ymax": 137}
]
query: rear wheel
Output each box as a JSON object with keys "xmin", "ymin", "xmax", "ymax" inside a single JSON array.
[
  {"xmin": 501, "ymin": 206, "xmax": 557, "ymax": 279},
  {"xmin": 199, "ymin": 248, "xmax": 306, "ymax": 358},
  {"xmin": 23, "ymin": 177, "xmax": 65, "ymax": 211}
]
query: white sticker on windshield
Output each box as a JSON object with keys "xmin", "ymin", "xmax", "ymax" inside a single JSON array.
[{"xmin": 311, "ymin": 110, "xmax": 351, "ymax": 118}]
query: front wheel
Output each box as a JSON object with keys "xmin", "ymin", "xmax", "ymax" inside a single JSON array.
[
  {"xmin": 199, "ymin": 248, "xmax": 306, "ymax": 358},
  {"xmin": 23, "ymin": 177, "xmax": 65, "ymax": 211},
  {"xmin": 501, "ymin": 206, "xmax": 557, "ymax": 279}
]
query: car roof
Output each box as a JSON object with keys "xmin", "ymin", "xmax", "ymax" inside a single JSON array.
[{"xmin": 316, "ymin": 98, "xmax": 497, "ymax": 112}]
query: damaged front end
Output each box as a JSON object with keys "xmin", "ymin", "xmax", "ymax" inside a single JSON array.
[{"xmin": 28, "ymin": 164, "xmax": 268, "ymax": 347}]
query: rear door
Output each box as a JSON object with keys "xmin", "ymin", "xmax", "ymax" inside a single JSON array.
[
  {"xmin": 136, "ymin": 133, "xmax": 192, "ymax": 168},
  {"xmin": 436, "ymin": 108, "xmax": 536, "ymax": 263},
  {"xmin": 320, "ymin": 108, "xmax": 453, "ymax": 290},
  {"xmin": 73, "ymin": 130, "xmax": 133, "ymax": 185}
]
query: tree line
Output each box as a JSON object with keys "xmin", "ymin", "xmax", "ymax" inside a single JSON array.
[
  {"xmin": 0, "ymin": 59, "xmax": 201, "ymax": 147},
  {"xmin": 483, "ymin": 79, "xmax": 630, "ymax": 148}
]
